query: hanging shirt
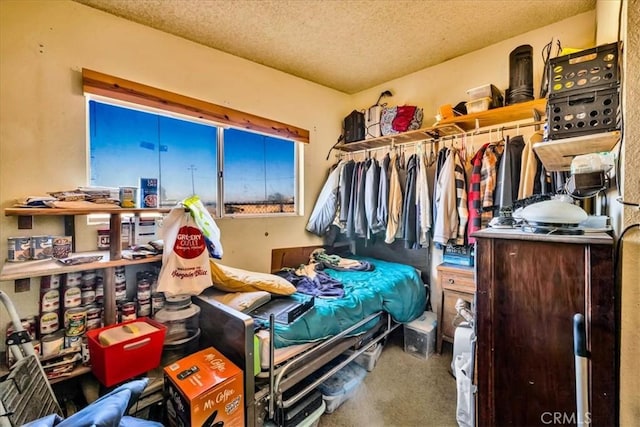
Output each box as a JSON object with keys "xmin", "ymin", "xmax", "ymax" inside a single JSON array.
[
  {"xmin": 364, "ymin": 158, "xmax": 381, "ymax": 238},
  {"xmin": 518, "ymin": 132, "xmax": 541, "ymax": 199},
  {"xmin": 416, "ymin": 149, "xmax": 432, "ymax": 247},
  {"xmin": 433, "ymin": 150, "xmax": 459, "ymax": 245},
  {"xmin": 385, "ymin": 153, "xmax": 403, "ymax": 244},
  {"xmin": 453, "ymin": 150, "xmax": 469, "ymax": 245},
  {"xmin": 402, "ymin": 154, "xmax": 418, "ymax": 249},
  {"xmin": 373, "ymin": 153, "xmax": 390, "ymax": 234},
  {"xmin": 480, "ymin": 144, "xmax": 503, "ymax": 228},
  {"xmin": 467, "ymin": 143, "xmax": 489, "ymax": 244},
  {"xmin": 338, "ymin": 160, "xmax": 355, "ymax": 225},
  {"xmin": 306, "ymin": 161, "xmax": 345, "ymax": 236}
]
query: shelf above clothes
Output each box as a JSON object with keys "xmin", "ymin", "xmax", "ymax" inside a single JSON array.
[{"xmin": 333, "ymin": 98, "xmax": 547, "ymax": 153}]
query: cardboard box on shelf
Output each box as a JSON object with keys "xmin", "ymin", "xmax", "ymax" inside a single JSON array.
[{"xmin": 164, "ymin": 347, "xmax": 244, "ymax": 427}]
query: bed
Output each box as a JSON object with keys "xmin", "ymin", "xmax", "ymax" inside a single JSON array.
[{"xmin": 193, "ymin": 245, "xmax": 426, "ymax": 427}]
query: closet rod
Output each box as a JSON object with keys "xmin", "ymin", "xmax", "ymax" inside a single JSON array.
[{"xmin": 337, "ymin": 119, "xmax": 547, "ymax": 158}]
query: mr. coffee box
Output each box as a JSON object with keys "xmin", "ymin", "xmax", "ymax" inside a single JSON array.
[
  {"xmin": 164, "ymin": 347, "xmax": 244, "ymax": 427},
  {"xmin": 139, "ymin": 178, "xmax": 158, "ymax": 208}
]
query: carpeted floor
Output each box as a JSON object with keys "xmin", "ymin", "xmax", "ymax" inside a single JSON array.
[{"xmin": 317, "ymin": 327, "xmax": 458, "ymax": 427}]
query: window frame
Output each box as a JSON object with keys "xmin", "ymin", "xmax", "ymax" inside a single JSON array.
[{"xmin": 85, "ymin": 84, "xmax": 304, "ymax": 219}]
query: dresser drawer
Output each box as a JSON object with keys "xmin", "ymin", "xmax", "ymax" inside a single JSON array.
[{"xmin": 438, "ymin": 265, "xmax": 475, "ymax": 292}]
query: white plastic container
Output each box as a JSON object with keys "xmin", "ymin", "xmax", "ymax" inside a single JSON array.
[
  {"xmin": 403, "ymin": 311, "xmax": 437, "ymax": 359},
  {"xmin": 318, "ymin": 361, "xmax": 367, "ymax": 414},
  {"xmin": 344, "ymin": 341, "xmax": 384, "ymax": 372},
  {"xmin": 465, "ymin": 97, "xmax": 492, "ymax": 114}
]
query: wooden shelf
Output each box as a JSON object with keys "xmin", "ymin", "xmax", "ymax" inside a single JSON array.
[
  {"xmin": 49, "ymin": 365, "xmax": 92, "ymax": 385},
  {"xmin": 334, "ymin": 123, "xmax": 465, "ymax": 152},
  {"xmin": 533, "ymin": 131, "xmax": 621, "ymax": 171},
  {"xmin": 4, "ymin": 207, "xmax": 171, "ymax": 216},
  {"xmin": 439, "ymin": 98, "xmax": 547, "ymax": 131},
  {"xmin": 333, "ymin": 98, "xmax": 547, "ymax": 153},
  {"xmin": 0, "ymin": 251, "xmax": 162, "ymax": 281}
]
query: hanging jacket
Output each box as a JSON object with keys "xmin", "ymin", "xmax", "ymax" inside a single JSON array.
[
  {"xmin": 495, "ymin": 135, "xmax": 525, "ymax": 210},
  {"xmin": 480, "ymin": 144, "xmax": 504, "ymax": 228},
  {"xmin": 518, "ymin": 131, "xmax": 541, "ymax": 199},
  {"xmin": 402, "ymin": 154, "xmax": 418, "ymax": 249},
  {"xmin": 433, "ymin": 151, "xmax": 459, "ymax": 245},
  {"xmin": 306, "ymin": 161, "xmax": 345, "ymax": 236},
  {"xmin": 338, "ymin": 160, "xmax": 355, "ymax": 224},
  {"xmin": 385, "ymin": 153, "xmax": 403, "ymax": 244},
  {"xmin": 417, "ymin": 149, "xmax": 432, "ymax": 247},
  {"xmin": 467, "ymin": 143, "xmax": 489, "ymax": 244},
  {"xmin": 453, "ymin": 150, "xmax": 469, "ymax": 245},
  {"xmin": 364, "ymin": 157, "xmax": 381, "ymax": 237},
  {"xmin": 373, "ymin": 153, "xmax": 390, "ymax": 234}
]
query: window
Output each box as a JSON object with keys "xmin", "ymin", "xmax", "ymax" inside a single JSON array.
[{"xmin": 89, "ymin": 99, "xmax": 299, "ymax": 216}]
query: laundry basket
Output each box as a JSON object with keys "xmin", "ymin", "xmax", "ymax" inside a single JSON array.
[{"xmin": 0, "ymin": 290, "xmax": 62, "ymax": 426}]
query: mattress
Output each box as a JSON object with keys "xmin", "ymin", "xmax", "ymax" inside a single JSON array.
[{"xmin": 269, "ymin": 256, "xmax": 426, "ymax": 348}]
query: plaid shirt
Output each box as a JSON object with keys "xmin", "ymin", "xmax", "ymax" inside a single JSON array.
[
  {"xmin": 467, "ymin": 143, "xmax": 489, "ymax": 244},
  {"xmin": 480, "ymin": 144, "xmax": 504, "ymax": 229}
]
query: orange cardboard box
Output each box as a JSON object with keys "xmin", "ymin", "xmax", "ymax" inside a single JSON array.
[{"xmin": 164, "ymin": 346, "xmax": 244, "ymax": 427}]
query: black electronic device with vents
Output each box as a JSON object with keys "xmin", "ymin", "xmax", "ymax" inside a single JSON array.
[{"xmin": 506, "ymin": 44, "xmax": 534, "ymax": 105}]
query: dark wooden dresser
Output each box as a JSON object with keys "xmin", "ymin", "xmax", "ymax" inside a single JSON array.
[{"xmin": 474, "ymin": 228, "xmax": 616, "ymax": 426}]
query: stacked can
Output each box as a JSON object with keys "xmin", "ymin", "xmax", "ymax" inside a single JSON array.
[
  {"xmin": 136, "ymin": 271, "xmax": 153, "ymax": 318},
  {"xmin": 151, "ymin": 292, "xmax": 165, "ymax": 316},
  {"xmin": 61, "ymin": 272, "xmax": 85, "ymax": 349},
  {"xmin": 39, "ymin": 274, "xmax": 62, "ymax": 358},
  {"xmin": 81, "ymin": 270, "xmax": 103, "ymax": 333},
  {"xmin": 114, "ymin": 266, "xmax": 127, "ymax": 303}
]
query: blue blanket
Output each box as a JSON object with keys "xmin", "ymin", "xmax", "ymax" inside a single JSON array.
[{"xmin": 273, "ymin": 257, "xmax": 426, "ymax": 348}]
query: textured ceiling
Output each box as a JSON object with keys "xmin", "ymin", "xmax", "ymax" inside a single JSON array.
[{"xmin": 73, "ymin": 0, "xmax": 596, "ymax": 94}]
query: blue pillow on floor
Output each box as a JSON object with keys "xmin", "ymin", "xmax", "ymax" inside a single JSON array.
[{"xmin": 24, "ymin": 378, "xmax": 159, "ymax": 427}]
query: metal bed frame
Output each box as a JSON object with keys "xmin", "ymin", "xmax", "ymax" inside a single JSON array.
[{"xmin": 194, "ymin": 294, "xmax": 399, "ymax": 427}]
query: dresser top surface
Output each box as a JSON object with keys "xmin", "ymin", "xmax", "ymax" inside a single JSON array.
[{"xmin": 472, "ymin": 228, "xmax": 613, "ymax": 245}]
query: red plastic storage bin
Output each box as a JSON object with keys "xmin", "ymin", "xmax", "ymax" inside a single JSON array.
[{"xmin": 86, "ymin": 317, "xmax": 166, "ymax": 387}]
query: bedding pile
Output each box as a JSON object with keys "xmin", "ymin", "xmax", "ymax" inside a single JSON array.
[{"xmin": 270, "ymin": 255, "xmax": 426, "ymax": 348}]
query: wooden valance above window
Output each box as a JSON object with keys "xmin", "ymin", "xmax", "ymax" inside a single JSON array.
[{"xmin": 82, "ymin": 68, "xmax": 310, "ymax": 144}]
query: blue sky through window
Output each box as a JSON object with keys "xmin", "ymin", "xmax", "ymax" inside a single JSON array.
[{"xmin": 89, "ymin": 100, "xmax": 296, "ymax": 211}]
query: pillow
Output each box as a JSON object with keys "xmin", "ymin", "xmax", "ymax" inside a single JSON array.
[
  {"xmin": 206, "ymin": 288, "xmax": 272, "ymax": 313},
  {"xmin": 209, "ymin": 260, "xmax": 296, "ymax": 295}
]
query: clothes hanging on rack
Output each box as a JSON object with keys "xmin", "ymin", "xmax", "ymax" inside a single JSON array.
[
  {"xmin": 495, "ymin": 135, "xmax": 525, "ymax": 212},
  {"xmin": 480, "ymin": 143, "xmax": 504, "ymax": 228},
  {"xmin": 453, "ymin": 150, "xmax": 469, "ymax": 245},
  {"xmin": 338, "ymin": 160, "xmax": 355, "ymax": 224},
  {"xmin": 417, "ymin": 148, "xmax": 432, "ymax": 247},
  {"xmin": 402, "ymin": 154, "xmax": 418, "ymax": 249},
  {"xmin": 385, "ymin": 152, "xmax": 403, "ymax": 244},
  {"xmin": 305, "ymin": 161, "xmax": 345, "ymax": 236},
  {"xmin": 467, "ymin": 143, "xmax": 489, "ymax": 244},
  {"xmin": 433, "ymin": 148, "xmax": 459, "ymax": 246},
  {"xmin": 374, "ymin": 153, "xmax": 390, "ymax": 234},
  {"xmin": 364, "ymin": 157, "xmax": 381, "ymax": 238},
  {"xmin": 518, "ymin": 131, "xmax": 542, "ymax": 199}
]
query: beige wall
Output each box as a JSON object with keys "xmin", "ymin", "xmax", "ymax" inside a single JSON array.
[
  {"xmin": 0, "ymin": 0, "xmax": 343, "ymax": 331},
  {"xmin": 1, "ymin": 0, "xmax": 637, "ymax": 420},
  {"xmin": 619, "ymin": 0, "xmax": 640, "ymax": 423}
]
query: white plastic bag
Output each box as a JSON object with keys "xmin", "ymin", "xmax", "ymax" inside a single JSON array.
[
  {"xmin": 157, "ymin": 204, "xmax": 212, "ymax": 296},
  {"xmin": 455, "ymin": 352, "xmax": 473, "ymax": 427},
  {"xmin": 183, "ymin": 195, "xmax": 223, "ymax": 259}
]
